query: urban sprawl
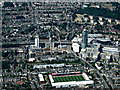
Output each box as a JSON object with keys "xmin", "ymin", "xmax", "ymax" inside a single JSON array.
[{"xmin": 1, "ymin": 2, "xmax": 120, "ymax": 89}]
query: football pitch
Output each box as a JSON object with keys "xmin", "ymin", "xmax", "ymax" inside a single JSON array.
[{"xmin": 53, "ymin": 75, "xmax": 85, "ymax": 82}]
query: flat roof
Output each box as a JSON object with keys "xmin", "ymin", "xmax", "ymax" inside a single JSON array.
[
  {"xmin": 103, "ymin": 47, "xmax": 118, "ymax": 52},
  {"xmin": 33, "ymin": 64, "xmax": 65, "ymax": 69},
  {"xmin": 28, "ymin": 58, "xmax": 35, "ymax": 62},
  {"xmin": 80, "ymin": 34, "xmax": 103, "ymax": 37},
  {"xmin": 51, "ymin": 80, "xmax": 94, "ymax": 87},
  {"xmin": 38, "ymin": 74, "xmax": 44, "ymax": 81},
  {"xmin": 97, "ymin": 38, "xmax": 111, "ymax": 42},
  {"xmin": 72, "ymin": 37, "xmax": 81, "ymax": 42}
]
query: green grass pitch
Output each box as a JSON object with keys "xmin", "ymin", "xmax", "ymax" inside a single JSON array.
[{"xmin": 53, "ymin": 75, "xmax": 85, "ymax": 83}]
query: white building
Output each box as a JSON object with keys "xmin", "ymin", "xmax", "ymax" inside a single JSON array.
[
  {"xmin": 38, "ymin": 74, "xmax": 45, "ymax": 83},
  {"xmin": 97, "ymin": 38, "xmax": 111, "ymax": 42},
  {"xmin": 90, "ymin": 20, "xmax": 94, "ymax": 24},
  {"xmin": 17, "ymin": 48, "xmax": 23, "ymax": 53},
  {"xmin": 72, "ymin": 37, "xmax": 81, "ymax": 43},
  {"xmin": 108, "ymin": 18, "xmax": 112, "ymax": 23},
  {"xmin": 89, "ymin": 16, "xmax": 93, "ymax": 20},
  {"xmin": 35, "ymin": 34, "xmax": 39, "ymax": 48},
  {"xmin": 99, "ymin": 21, "xmax": 104, "ymax": 25},
  {"xmin": 80, "ymin": 49, "xmax": 87, "ymax": 58},
  {"xmin": 33, "ymin": 64, "xmax": 65, "ymax": 69},
  {"xmin": 80, "ymin": 34, "xmax": 103, "ymax": 38},
  {"xmin": 83, "ymin": 5, "xmax": 88, "ymax": 8},
  {"xmin": 72, "ymin": 43, "xmax": 80, "ymax": 52},
  {"xmin": 103, "ymin": 47, "xmax": 119, "ymax": 53},
  {"xmin": 99, "ymin": 17, "xmax": 103, "ymax": 21},
  {"xmin": 28, "ymin": 58, "xmax": 35, "ymax": 62},
  {"xmin": 115, "ymin": 20, "xmax": 120, "ymax": 24}
]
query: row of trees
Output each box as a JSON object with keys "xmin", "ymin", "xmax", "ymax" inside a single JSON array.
[
  {"xmin": 3, "ymin": 2, "xmax": 28, "ymax": 8},
  {"xmin": 73, "ymin": 6, "xmax": 120, "ymax": 20}
]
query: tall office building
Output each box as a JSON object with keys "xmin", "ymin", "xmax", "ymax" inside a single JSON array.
[
  {"xmin": 35, "ymin": 34, "xmax": 39, "ymax": 48},
  {"xmin": 82, "ymin": 29, "xmax": 88, "ymax": 48}
]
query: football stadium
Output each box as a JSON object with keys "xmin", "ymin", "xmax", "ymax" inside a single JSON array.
[{"xmin": 49, "ymin": 71, "xmax": 94, "ymax": 88}]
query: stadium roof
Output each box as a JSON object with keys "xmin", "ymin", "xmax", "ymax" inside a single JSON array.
[
  {"xmin": 49, "ymin": 73, "xmax": 94, "ymax": 87},
  {"xmin": 51, "ymin": 81, "xmax": 94, "ymax": 87}
]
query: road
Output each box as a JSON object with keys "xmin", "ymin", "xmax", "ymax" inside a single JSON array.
[
  {"xmin": 70, "ymin": 49, "xmax": 109, "ymax": 88},
  {"xmin": 103, "ymin": 70, "xmax": 116, "ymax": 89}
]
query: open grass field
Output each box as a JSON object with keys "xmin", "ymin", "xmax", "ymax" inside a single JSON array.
[{"xmin": 53, "ymin": 75, "xmax": 85, "ymax": 83}]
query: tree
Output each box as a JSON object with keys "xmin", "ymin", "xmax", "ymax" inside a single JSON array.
[
  {"xmin": 22, "ymin": 3, "xmax": 28, "ymax": 7},
  {"xmin": 46, "ymin": 66, "xmax": 49, "ymax": 68},
  {"xmin": 6, "ymin": 69, "xmax": 10, "ymax": 72},
  {"xmin": 73, "ymin": 7, "xmax": 120, "ymax": 20},
  {"xmin": 2, "ymin": 61, "xmax": 10, "ymax": 69},
  {"xmin": 113, "ymin": 24, "xmax": 120, "ymax": 30},
  {"xmin": 29, "ymin": 65, "xmax": 33, "ymax": 71},
  {"xmin": 2, "ymin": 51, "xmax": 9, "ymax": 58},
  {"xmin": 3, "ymin": 2, "xmax": 14, "ymax": 8},
  {"xmin": 72, "ymin": 13, "xmax": 77, "ymax": 20},
  {"xmin": 17, "ymin": 69, "xmax": 22, "ymax": 72},
  {"xmin": 22, "ymin": 64, "xmax": 25, "ymax": 69}
]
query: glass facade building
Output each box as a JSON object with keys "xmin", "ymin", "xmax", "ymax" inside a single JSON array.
[{"xmin": 82, "ymin": 29, "xmax": 88, "ymax": 48}]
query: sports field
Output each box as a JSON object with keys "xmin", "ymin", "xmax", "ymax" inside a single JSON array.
[{"xmin": 53, "ymin": 75, "xmax": 85, "ymax": 82}]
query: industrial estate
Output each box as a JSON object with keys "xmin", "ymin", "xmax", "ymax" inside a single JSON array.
[{"xmin": 1, "ymin": 1, "xmax": 120, "ymax": 89}]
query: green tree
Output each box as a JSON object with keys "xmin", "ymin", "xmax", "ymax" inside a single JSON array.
[
  {"xmin": 17, "ymin": 69, "xmax": 22, "ymax": 72},
  {"xmin": 6, "ymin": 69, "xmax": 10, "ymax": 72}
]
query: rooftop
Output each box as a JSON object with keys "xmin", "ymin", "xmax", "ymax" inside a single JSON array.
[
  {"xmin": 80, "ymin": 34, "xmax": 103, "ymax": 38},
  {"xmin": 103, "ymin": 47, "xmax": 119, "ymax": 52},
  {"xmin": 97, "ymin": 38, "xmax": 111, "ymax": 42},
  {"xmin": 38, "ymin": 74, "xmax": 44, "ymax": 81}
]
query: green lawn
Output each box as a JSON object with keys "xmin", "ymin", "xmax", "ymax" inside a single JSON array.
[{"xmin": 53, "ymin": 75, "xmax": 85, "ymax": 83}]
